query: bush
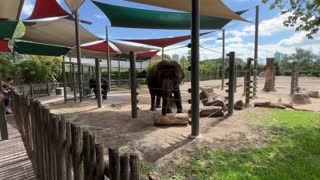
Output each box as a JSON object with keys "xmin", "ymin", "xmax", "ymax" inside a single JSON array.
[{"xmin": 18, "ymin": 60, "xmax": 49, "ymax": 84}]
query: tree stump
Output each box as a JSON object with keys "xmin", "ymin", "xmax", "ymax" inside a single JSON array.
[
  {"xmin": 262, "ymin": 58, "xmax": 276, "ymax": 92},
  {"xmin": 291, "ymin": 94, "xmax": 311, "ymax": 104}
]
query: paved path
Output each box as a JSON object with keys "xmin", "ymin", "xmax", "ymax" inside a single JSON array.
[{"xmin": 0, "ymin": 115, "xmax": 38, "ymax": 180}]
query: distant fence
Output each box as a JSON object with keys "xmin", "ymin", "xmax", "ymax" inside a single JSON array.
[
  {"xmin": 12, "ymin": 92, "xmax": 140, "ymax": 180},
  {"xmin": 15, "ymin": 83, "xmax": 61, "ymax": 98}
]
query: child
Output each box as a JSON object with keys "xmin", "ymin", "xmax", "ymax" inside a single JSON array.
[{"xmin": 2, "ymin": 78, "xmax": 13, "ymax": 114}]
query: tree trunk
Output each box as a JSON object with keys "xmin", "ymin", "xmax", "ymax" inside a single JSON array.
[{"xmin": 262, "ymin": 58, "xmax": 276, "ymax": 92}]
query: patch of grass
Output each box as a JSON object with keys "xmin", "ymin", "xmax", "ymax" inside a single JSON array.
[{"xmin": 169, "ymin": 109, "xmax": 320, "ymax": 179}]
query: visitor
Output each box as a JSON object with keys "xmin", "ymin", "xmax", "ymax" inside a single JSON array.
[{"xmin": 2, "ymin": 78, "xmax": 14, "ymax": 114}]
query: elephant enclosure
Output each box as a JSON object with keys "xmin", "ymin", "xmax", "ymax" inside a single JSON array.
[{"xmin": 42, "ymin": 76, "xmax": 320, "ymax": 165}]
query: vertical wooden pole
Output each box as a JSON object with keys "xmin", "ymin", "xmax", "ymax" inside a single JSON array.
[
  {"xmin": 88, "ymin": 134, "xmax": 96, "ymax": 179},
  {"xmin": 227, "ymin": 52, "xmax": 235, "ymax": 115},
  {"xmin": 63, "ymin": 61, "xmax": 67, "ymax": 103},
  {"xmin": 253, "ymin": 5, "xmax": 259, "ymax": 98},
  {"xmin": 120, "ymin": 154, "xmax": 130, "ymax": 180},
  {"xmin": 66, "ymin": 122, "xmax": 73, "ymax": 180},
  {"xmin": 221, "ymin": 29, "xmax": 225, "ymax": 90},
  {"xmin": 129, "ymin": 52, "xmax": 138, "ymax": 119},
  {"xmin": 245, "ymin": 58, "xmax": 252, "ymax": 106},
  {"xmin": 83, "ymin": 131, "xmax": 90, "ymax": 180},
  {"xmin": 0, "ymin": 79, "xmax": 8, "ymax": 140},
  {"xmin": 106, "ymin": 27, "xmax": 111, "ymax": 92},
  {"xmin": 74, "ymin": 11, "xmax": 83, "ymax": 102},
  {"xmin": 95, "ymin": 58, "xmax": 102, "ymax": 108}
]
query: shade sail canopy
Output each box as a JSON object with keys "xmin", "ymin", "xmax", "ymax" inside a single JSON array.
[
  {"xmin": 81, "ymin": 41, "xmax": 118, "ymax": 53},
  {"xmin": 0, "ymin": 0, "xmax": 24, "ymax": 20},
  {"xmin": 65, "ymin": 0, "xmax": 86, "ymax": 12},
  {"xmin": 93, "ymin": 2, "xmax": 246, "ymax": 30},
  {"xmin": 27, "ymin": 0, "xmax": 70, "ymax": 20},
  {"xmin": 21, "ymin": 17, "xmax": 102, "ymax": 47},
  {"xmin": 0, "ymin": 21, "xmax": 18, "ymax": 39},
  {"xmin": 117, "ymin": 50, "xmax": 160, "ymax": 61},
  {"xmin": 121, "ymin": 31, "xmax": 212, "ymax": 48},
  {"xmin": 14, "ymin": 41, "xmax": 70, "ymax": 56},
  {"xmin": 111, "ymin": 41, "xmax": 158, "ymax": 53},
  {"xmin": 127, "ymin": 0, "xmax": 247, "ymax": 21},
  {"xmin": 0, "ymin": 40, "xmax": 11, "ymax": 52}
]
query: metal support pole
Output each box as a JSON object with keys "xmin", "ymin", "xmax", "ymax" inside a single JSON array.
[
  {"xmin": 72, "ymin": 63, "xmax": 77, "ymax": 101},
  {"xmin": 243, "ymin": 71, "xmax": 247, "ymax": 96},
  {"xmin": 0, "ymin": 77, "xmax": 8, "ymax": 140},
  {"xmin": 95, "ymin": 58, "xmax": 102, "ymax": 108},
  {"xmin": 245, "ymin": 58, "xmax": 252, "ymax": 106},
  {"xmin": 290, "ymin": 62, "xmax": 296, "ymax": 95},
  {"xmin": 161, "ymin": 47, "xmax": 164, "ymax": 61},
  {"xmin": 191, "ymin": 0, "xmax": 200, "ymax": 137},
  {"xmin": 253, "ymin": 5, "xmax": 259, "ymax": 98},
  {"xmin": 221, "ymin": 29, "xmax": 225, "ymax": 90},
  {"xmin": 62, "ymin": 61, "xmax": 67, "ymax": 103},
  {"xmin": 74, "ymin": 11, "xmax": 83, "ymax": 102},
  {"xmin": 106, "ymin": 26, "xmax": 111, "ymax": 92},
  {"xmin": 227, "ymin": 52, "xmax": 235, "ymax": 116},
  {"xmin": 234, "ymin": 63, "xmax": 237, "ymax": 92},
  {"xmin": 129, "ymin": 52, "xmax": 138, "ymax": 118}
]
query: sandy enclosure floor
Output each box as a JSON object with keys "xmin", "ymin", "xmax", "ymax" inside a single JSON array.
[{"xmin": 42, "ymin": 76, "xmax": 320, "ymax": 165}]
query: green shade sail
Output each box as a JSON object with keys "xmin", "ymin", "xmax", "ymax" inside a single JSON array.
[
  {"xmin": 14, "ymin": 41, "xmax": 70, "ymax": 56},
  {"xmin": 0, "ymin": 20, "xmax": 18, "ymax": 39},
  {"xmin": 93, "ymin": 1, "xmax": 247, "ymax": 30}
]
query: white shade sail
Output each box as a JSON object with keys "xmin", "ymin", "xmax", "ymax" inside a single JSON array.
[
  {"xmin": 64, "ymin": 0, "xmax": 85, "ymax": 12},
  {"xmin": 111, "ymin": 41, "xmax": 158, "ymax": 53},
  {"xmin": 0, "ymin": 0, "xmax": 24, "ymax": 20},
  {"xmin": 127, "ymin": 0, "xmax": 248, "ymax": 21},
  {"xmin": 21, "ymin": 17, "xmax": 102, "ymax": 47},
  {"xmin": 69, "ymin": 48, "xmax": 119, "ymax": 59}
]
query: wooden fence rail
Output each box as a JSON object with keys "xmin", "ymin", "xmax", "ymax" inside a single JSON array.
[{"xmin": 11, "ymin": 92, "xmax": 140, "ymax": 180}]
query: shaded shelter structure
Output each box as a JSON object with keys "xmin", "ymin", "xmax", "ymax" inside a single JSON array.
[
  {"xmin": 0, "ymin": 40, "xmax": 11, "ymax": 52},
  {"xmin": 93, "ymin": 0, "xmax": 249, "ymax": 136},
  {"xmin": 0, "ymin": 0, "xmax": 24, "ymax": 20},
  {"xmin": 26, "ymin": 0, "xmax": 70, "ymax": 20}
]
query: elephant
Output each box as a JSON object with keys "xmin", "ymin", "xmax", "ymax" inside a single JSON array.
[
  {"xmin": 146, "ymin": 60, "xmax": 185, "ymax": 116},
  {"xmin": 89, "ymin": 77, "xmax": 109, "ymax": 100}
]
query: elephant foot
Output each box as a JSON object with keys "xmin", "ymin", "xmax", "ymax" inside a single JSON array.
[
  {"xmin": 177, "ymin": 109, "xmax": 183, "ymax": 113},
  {"xmin": 166, "ymin": 109, "xmax": 173, "ymax": 114},
  {"xmin": 150, "ymin": 107, "xmax": 156, "ymax": 111},
  {"xmin": 156, "ymin": 105, "xmax": 161, "ymax": 108}
]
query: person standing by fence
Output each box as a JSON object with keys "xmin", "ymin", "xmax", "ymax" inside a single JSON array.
[{"xmin": 2, "ymin": 78, "xmax": 14, "ymax": 114}]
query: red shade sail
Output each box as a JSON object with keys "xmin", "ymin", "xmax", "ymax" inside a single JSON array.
[
  {"xmin": 27, "ymin": 0, "xmax": 70, "ymax": 20},
  {"xmin": 120, "ymin": 31, "xmax": 213, "ymax": 48},
  {"xmin": 81, "ymin": 41, "xmax": 118, "ymax": 53},
  {"xmin": 137, "ymin": 50, "xmax": 159, "ymax": 58},
  {"xmin": 0, "ymin": 40, "xmax": 10, "ymax": 52}
]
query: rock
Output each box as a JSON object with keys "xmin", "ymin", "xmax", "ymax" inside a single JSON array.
[
  {"xmin": 291, "ymin": 94, "xmax": 311, "ymax": 105},
  {"xmin": 148, "ymin": 172, "xmax": 161, "ymax": 180},
  {"xmin": 153, "ymin": 113, "xmax": 189, "ymax": 126},
  {"xmin": 200, "ymin": 91, "xmax": 212, "ymax": 106},
  {"xmin": 234, "ymin": 100, "xmax": 244, "ymax": 110},
  {"xmin": 308, "ymin": 91, "xmax": 319, "ymax": 98},
  {"xmin": 200, "ymin": 107, "xmax": 224, "ymax": 117}
]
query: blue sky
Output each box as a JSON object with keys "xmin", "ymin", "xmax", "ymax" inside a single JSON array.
[{"xmin": 21, "ymin": 0, "xmax": 320, "ymax": 62}]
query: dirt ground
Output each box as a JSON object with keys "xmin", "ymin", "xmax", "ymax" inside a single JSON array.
[{"xmin": 41, "ymin": 76, "xmax": 320, "ymax": 168}]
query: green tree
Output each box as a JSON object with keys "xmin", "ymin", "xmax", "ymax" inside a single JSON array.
[
  {"xmin": 146, "ymin": 59, "xmax": 161, "ymax": 71},
  {"xmin": 28, "ymin": 55, "xmax": 63, "ymax": 81},
  {"xmin": 262, "ymin": 0, "xmax": 319, "ymax": 39},
  {"xmin": 18, "ymin": 60, "xmax": 49, "ymax": 84},
  {"xmin": 163, "ymin": 54, "xmax": 172, "ymax": 60},
  {"xmin": 0, "ymin": 58, "xmax": 15, "ymax": 80},
  {"xmin": 180, "ymin": 56, "xmax": 189, "ymax": 69}
]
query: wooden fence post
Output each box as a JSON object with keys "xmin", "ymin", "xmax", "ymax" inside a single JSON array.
[
  {"xmin": 95, "ymin": 144, "xmax": 105, "ymax": 180},
  {"xmin": 83, "ymin": 131, "xmax": 90, "ymax": 180},
  {"xmin": 120, "ymin": 154, "xmax": 130, "ymax": 180},
  {"xmin": 109, "ymin": 148, "xmax": 120, "ymax": 180},
  {"xmin": 89, "ymin": 134, "xmax": 96, "ymax": 179},
  {"xmin": 130, "ymin": 154, "xmax": 140, "ymax": 180},
  {"xmin": 71, "ymin": 124, "xmax": 84, "ymax": 180},
  {"xmin": 66, "ymin": 122, "xmax": 73, "ymax": 180},
  {"xmin": 59, "ymin": 117, "xmax": 67, "ymax": 180}
]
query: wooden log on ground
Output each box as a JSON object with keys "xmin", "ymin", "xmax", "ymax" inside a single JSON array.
[
  {"xmin": 130, "ymin": 154, "xmax": 140, "ymax": 180},
  {"xmin": 291, "ymin": 94, "xmax": 311, "ymax": 104},
  {"xmin": 200, "ymin": 107, "xmax": 224, "ymax": 117},
  {"xmin": 120, "ymin": 154, "xmax": 130, "ymax": 180},
  {"xmin": 153, "ymin": 113, "xmax": 189, "ymax": 126},
  {"xmin": 254, "ymin": 102, "xmax": 286, "ymax": 109},
  {"xmin": 108, "ymin": 148, "xmax": 120, "ymax": 180},
  {"xmin": 308, "ymin": 91, "xmax": 319, "ymax": 98}
]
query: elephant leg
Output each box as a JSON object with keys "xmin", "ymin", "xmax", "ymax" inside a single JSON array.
[
  {"xmin": 150, "ymin": 90, "xmax": 156, "ymax": 111},
  {"xmin": 156, "ymin": 96, "xmax": 161, "ymax": 108},
  {"xmin": 166, "ymin": 94, "xmax": 173, "ymax": 114},
  {"xmin": 174, "ymin": 86, "xmax": 183, "ymax": 113}
]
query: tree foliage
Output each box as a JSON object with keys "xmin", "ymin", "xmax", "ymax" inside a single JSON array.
[
  {"xmin": 18, "ymin": 60, "xmax": 49, "ymax": 84},
  {"xmin": 262, "ymin": 0, "xmax": 320, "ymax": 39},
  {"xmin": 28, "ymin": 55, "xmax": 63, "ymax": 81}
]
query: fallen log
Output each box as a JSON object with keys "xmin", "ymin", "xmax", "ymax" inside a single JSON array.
[
  {"xmin": 200, "ymin": 107, "xmax": 224, "ymax": 117},
  {"xmin": 153, "ymin": 113, "xmax": 189, "ymax": 126},
  {"xmin": 254, "ymin": 102, "xmax": 286, "ymax": 109}
]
